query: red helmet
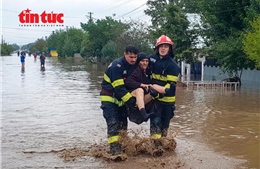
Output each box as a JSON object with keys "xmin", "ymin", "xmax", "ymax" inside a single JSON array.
[{"xmin": 155, "ymin": 35, "xmax": 174, "ymax": 48}]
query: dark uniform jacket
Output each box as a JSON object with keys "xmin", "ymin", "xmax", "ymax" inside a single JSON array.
[
  {"xmin": 100, "ymin": 57, "xmax": 135, "ymax": 106},
  {"xmin": 149, "ymin": 53, "xmax": 180, "ymax": 105}
]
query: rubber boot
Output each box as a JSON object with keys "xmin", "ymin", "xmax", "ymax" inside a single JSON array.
[
  {"xmin": 152, "ymin": 139, "xmax": 164, "ymax": 157},
  {"xmin": 140, "ymin": 108, "xmax": 154, "ymax": 122},
  {"xmin": 162, "ymin": 129, "xmax": 168, "ymax": 137},
  {"xmin": 110, "ymin": 142, "xmax": 121, "ymax": 155}
]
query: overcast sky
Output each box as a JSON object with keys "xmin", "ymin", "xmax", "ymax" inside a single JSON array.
[{"xmin": 1, "ymin": 0, "xmax": 149, "ymax": 46}]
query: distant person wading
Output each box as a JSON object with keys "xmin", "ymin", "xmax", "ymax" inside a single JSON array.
[
  {"xmin": 20, "ymin": 51, "xmax": 26, "ymax": 69},
  {"xmin": 40, "ymin": 52, "xmax": 46, "ymax": 67}
]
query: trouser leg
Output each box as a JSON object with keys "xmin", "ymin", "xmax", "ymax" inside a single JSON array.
[
  {"xmin": 150, "ymin": 102, "xmax": 175, "ymax": 138},
  {"xmin": 150, "ymin": 114, "xmax": 162, "ymax": 137},
  {"xmin": 161, "ymin": 105, "xmax": 175, "ymax": 137},
  {"xmin": 118, "ymin": 105, "xmax": 128, "ymax": 131},
  {"xmin": 101, "ymin": 102, "xmax": 126, "ymax": 155},
  {"xmin": 150, "ymin": 100, "xmax": 163, "ymax": 138}
]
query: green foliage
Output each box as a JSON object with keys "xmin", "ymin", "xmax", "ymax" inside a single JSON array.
[
  {"xmin": 1, "ymin": 43, "xmax": 13, "ymax": 56},
  {"xmin": 243, "ymin": 16, "xmax": 260, "ymax": 68},
  {"xmin": 29, "ymin": 39, "xmax": 48, "ymax": 53},
  {"xmin": 179, "ymin": 0, "xmax": 202, "ymax": 13},
  {"xmin": 195, "ymin": 0, "xmax": 260, "ymax": 77},
  {"xmin": 62, "ymin": 36, "xmax": 75, "ymax": 57},
  {"xmin": 81, "ymin": 17, "xmax": 128, "ymax": 59},
  {"xmin": 80, "ymin": 17, "xmax": 154, "ymax": 61},
  {"xmin": 11, "ymin": 44, "xmax": 20, "ymax": 51},
  {"xmin": 101, "ymin": 40, "xmax": 118, "ymax": 62},
  {"xmin": 197, "ymin": 0, "xmax": 253, "ymax": 41},
  {"xmin": 80, "ymin": 33, "xmax": 91, "ymax": 57},
  {"xmin": 211, "ymin": 37, "xmax": 254, "ymax": 77},
  {"xmin": 243, "ymin": 0, "xmax": 260, "ymax": 27},
  {"xmin": 47, "ymin": 28, "xmax": 87, "ymax": 57},
  {"xmin": 66, "ymin": 28, "xmax": 85, "ymax": 55},
  {"xmin": 47, "ymin": 29, "xmax": 66, "ymax": 56},
  {"xmin": 181, "ymin": 49, "xmax": 194, "ymax": 63},
  {"xmin": 145, "ymin": 0, "xmax": 197, "ymax": 62},
  {"xmin": 115, "ymin": 20, "xmax": 154, "ymax": 55}
]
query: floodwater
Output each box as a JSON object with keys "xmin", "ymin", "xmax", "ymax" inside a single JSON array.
[{"xmin": 1, "ymin": 54, "xmax": 259, "ymax": 169}]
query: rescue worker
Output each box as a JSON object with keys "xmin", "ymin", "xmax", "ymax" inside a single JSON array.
[
  {"xmin": 100, "ymin": 45, "xmax": 139, "ymax": 155},
  {"xmin": 149, "ymin": 35, "xmax": 180, "ymax": 139}
]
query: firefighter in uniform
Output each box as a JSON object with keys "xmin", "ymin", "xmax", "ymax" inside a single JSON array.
[
  {"xmin": 149, "ymin": 35, "xmax": 180, "ymax": 138},
  {"xmin": 100, "ymin": 46, "xmax": 139, "ymax": 155}
]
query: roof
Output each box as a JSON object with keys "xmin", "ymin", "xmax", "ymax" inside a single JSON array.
[{"xmin": 48, "ymin": 47, "xmax": 57, "ymax": 50}]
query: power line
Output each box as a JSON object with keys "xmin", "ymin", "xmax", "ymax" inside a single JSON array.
[
  {"xmin": 1, "ymin": 26, "xmax": 55, "ymax": 32},
  {"xmin": 94, "ymin": 0, "xmax": 134, "ymax": 14},
  {"xmin": 115, "ymin": 3, "xmax": 146, "ymax": 19},
  {"xmin": 124, "ymin": 7, "xmax": 145, "ymax": 16},
  {"xmin": 2, "ymin": 30, "xmax": 52, "ymax": 37},
  {"xmin": 3, "ymin": 34, "xmax": 46, "ymax": 39}
]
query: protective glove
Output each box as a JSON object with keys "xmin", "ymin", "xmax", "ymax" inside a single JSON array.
[
  {"xmin": 158, "ymin": 93, "xmax": 165, "ymax": 98},
  {"xmin": 149, "ymin": 86, "xmax": 159, "ymax": 98},
  {"xmin": 165, "ymin": 82, "xmax": 176, "ymax": 95}
]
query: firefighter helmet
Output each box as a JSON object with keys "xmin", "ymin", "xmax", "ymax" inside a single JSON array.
[{"xmin": 155, "ymin": 35, "xmax": 174, "ymax": 48}]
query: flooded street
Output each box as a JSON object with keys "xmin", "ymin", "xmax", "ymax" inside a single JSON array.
[{"xmin": 1, "ymin": 54, "xmax": 259, "ymax": 169}]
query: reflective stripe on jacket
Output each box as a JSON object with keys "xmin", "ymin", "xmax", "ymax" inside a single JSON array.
[{"xmin": 100, "ymin": 95, "xmax": 124, "ymax": 107}]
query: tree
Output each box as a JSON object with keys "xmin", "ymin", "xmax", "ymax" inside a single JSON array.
[
  {"xmin": 116, "ymin": 20, "xmax": 154, "ymax": 55},
  {"xmin": 243, "ymin": 16, "xmax": 260, "ymax": 68},
  {"xmin": 66, "ymin": 28, "xmax": 85, "ymax": 55},
  {"xmin": 80, "ymin": 33, "xmax": 91, "ymax": 57},
  {"xmin": 195, "ymin": 0, "xmax": 259, "ymax": 78},
  {"xmin": 47, "ymin": 29, "xmax": 67, "ymax": 56},
  {"xmin": 0, "ymin": 43, "xmax": 13, "ymax": 55},
  {"xmin": 62, "ymin": 36, "xmax": 75, "ymax": 57},
  {"xmin": 101, "ymin": 40, "xmax": 118, "ymax": 63},
  {"xmin": 47, "ymin": 28, "xmax": 87, "ymax": 57},
  {"xmin": 11, "ymin": 44, "xmax": 20, "ymax": 51},
  {"xmin": 30, "ymin": 39, "xmax": 47, "ymax": 53},
  {"xmin": 81, "ymin": 16, "xmax": 128, "ymax": 61},
  {"xmin": 144, "ymin": 0, "xmax": 198, "ymax": 62}
]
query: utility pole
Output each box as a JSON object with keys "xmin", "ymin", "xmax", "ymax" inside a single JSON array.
[{"xmin": 88, "ymin": 12, "xmax": 93, "ymax": 20}]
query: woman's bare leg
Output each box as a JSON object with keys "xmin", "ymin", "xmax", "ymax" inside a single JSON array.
[
  {"xmin": 131, "ymin": 88, "xmax": 153, "ymax": 121},
  {"xmin": 131, "ymin": 88, "xmax": 145, "ymax": 110},
  {"xmin": 144, "ymin": 94, "xmax": 152, "ymax": 104}
]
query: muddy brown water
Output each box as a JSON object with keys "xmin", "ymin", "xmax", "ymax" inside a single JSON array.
[{"xmin": 1, "ymin": 54, "xmax": 259, "ymax": 169}]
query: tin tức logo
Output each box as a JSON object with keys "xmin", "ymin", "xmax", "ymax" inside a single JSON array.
[{"xmin": 18, "ymin": 8, "xmax": 64, "ymax": 27}]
